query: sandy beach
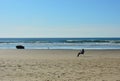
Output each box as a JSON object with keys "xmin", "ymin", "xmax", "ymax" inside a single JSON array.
[{"xmin": 0, "ymin": 49, "xmax": 120, "ymax": 81}]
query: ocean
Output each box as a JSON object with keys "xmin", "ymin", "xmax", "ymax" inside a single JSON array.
[{"xmin": 0, "ymin": 38, "xmax": 120, "ymax": 49}]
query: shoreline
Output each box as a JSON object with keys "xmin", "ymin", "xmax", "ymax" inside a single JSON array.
[
  {"xmin": 0, "ymin": 48, "xmax": 120, "ymax": 51},
  {"xmin": 0, "ymin": 48, "xmax": 120, "ymax": 50}
]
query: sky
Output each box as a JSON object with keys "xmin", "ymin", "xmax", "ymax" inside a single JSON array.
[{"xmin": 0, "ymin": 0, "xmax": 120, "ymax": 38}]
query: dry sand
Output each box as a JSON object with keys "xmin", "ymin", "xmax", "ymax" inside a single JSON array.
[{"xmin": 0, "ymin": 49, "xmax": 120, "ymax": 81}]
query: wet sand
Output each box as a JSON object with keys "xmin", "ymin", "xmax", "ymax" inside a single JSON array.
[{"xmin": 0, "ymin": 49, "xmax": 120, "ymax": 81}]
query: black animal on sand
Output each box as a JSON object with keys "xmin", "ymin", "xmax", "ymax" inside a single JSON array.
[
  {"xmin": 77, "ymin": 49, "xmax": 85, "ymax": 57},
  {"xmin": 16, "ymin": 45, "xmax": 25, "ymax": 49}
]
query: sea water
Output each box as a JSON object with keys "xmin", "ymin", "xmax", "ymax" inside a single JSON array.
[{"xmin": 0, "ymin": 38, "xmax": 120, "ymax": 49}]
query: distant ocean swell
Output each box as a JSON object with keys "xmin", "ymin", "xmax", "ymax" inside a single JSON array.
[
  {"xmin": 0, "ymin": 38, "xmax": 120, "ymax": 49},
  {"xmin": 0, "ymin": 40, "xmax": 120, "ymax": 43},
  {"xmin": 64, "ymin": 40, "xmax": 120, "ymax": 43}
]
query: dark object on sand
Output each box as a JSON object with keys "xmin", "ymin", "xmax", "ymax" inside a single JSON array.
[
  {"xmin": 77, "ymin": 49, "xmax": 85, "ymax": 57},
  {"xmin": 16, "ymin": 45, "xmax": 25, "ymax": 49}
]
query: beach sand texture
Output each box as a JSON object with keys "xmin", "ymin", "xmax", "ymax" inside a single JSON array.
[{"xmin": 0, "ymin": 49, "xmax": 120, "ymax": 81}]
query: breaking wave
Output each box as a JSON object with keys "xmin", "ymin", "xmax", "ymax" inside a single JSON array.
[{"xmin": 0, "ymin": 38, "xmax": 120, "ymax": 49}]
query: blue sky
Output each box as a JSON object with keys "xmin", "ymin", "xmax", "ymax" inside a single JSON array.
[{"xmin": 0, "ymin": 0, "xmax": 120, "ymax": 38}]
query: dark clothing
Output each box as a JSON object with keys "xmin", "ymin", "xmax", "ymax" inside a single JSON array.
[{"xmin": 77, "ymin": 49, "xmax": 84, "ymax": 57}]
